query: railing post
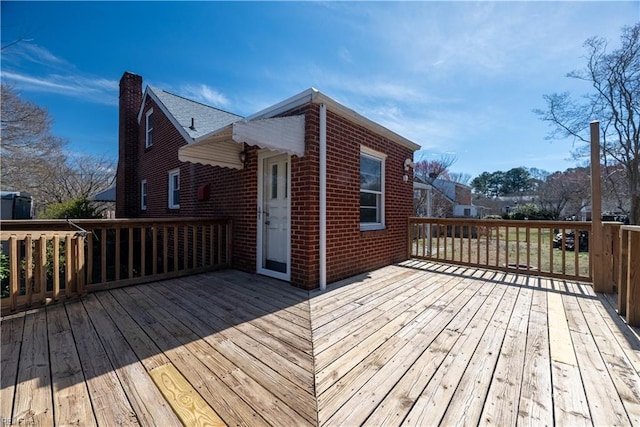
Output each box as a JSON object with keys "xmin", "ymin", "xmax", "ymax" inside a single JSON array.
[
  {"xmin": 590, "ymin": 121, "xmax": 610, "ymax": 292},
  {"xmin": 627, "ymin": 228, "xmax": 640, "ymax": 326},
  {"xmin": 618, "ymin": 228, "xmax": 629, "ymax": 316}
]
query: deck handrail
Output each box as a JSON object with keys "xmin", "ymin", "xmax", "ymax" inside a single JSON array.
[
  {"xmin": 408, "ymin": 217, "xmax": 600, "ymax": 282},
  {"xmin": 1, "ymin": 218, "xmax": 232, "ymax": 313}
]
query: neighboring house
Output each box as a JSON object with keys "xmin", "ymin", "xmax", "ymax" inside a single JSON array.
[
  {"xmin": 414, "ymin": 178, "xmax": 485, "ymax": 218},
  {"xmin": 116, "ymin": 72, "xmax": 420, "ymax": 290}
]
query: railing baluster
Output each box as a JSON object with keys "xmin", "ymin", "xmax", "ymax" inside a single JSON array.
[
  {"xmin": 53, "ymin": 235, "xmax": 60, "ymax": 301},
  {"xmin": 37, "ymin": 235, "xmax": 47, "ymax": 305},
  {"xmin": 128, "ymin": 227, "xmax": 134, "ymax": 278},
  {"xmin": 173, "ymin": 225, "xmax": 179, "ymax": 271},
  {"xmin": 183, "ymin": 225, "xmax": 189, "ymax": 270},
  {"xmin": 141, "ymin": 227, "xmax": 146, "ymax": 277},
  {"xmin": 101, "ymin": 228, "xmax": 107, "ymax": 284},
  {"xmin": 87, "ymin": 232, "xmax": 93, "ymax": 285},
  {"xmin": 163, "ymin": 226, "xmax": 168, "ymax": 274},
  {"xmin": 9, "ymin": 235, "xmax": 18, "ymax": 311},
  {"xmin": 192, "ymin": 226, "xmax": 197, "ymax": 269},
  {"xmin": 77, "ymin": 235, "xmax": 85, "ymax": 296},
  {"xmin": 152, "ymin": 225, "xmax": 158, "ymax": 275},
  {"xmin": 115, "ymin": 227, "xmax": 121, "ymax": 281},
  {"xmin": 65, "ymin": 234, "xmax": 73, "ymax": 298},
  {"xmin": 25, "ymin": 236, "xmax": 33, "ymax": 307}
]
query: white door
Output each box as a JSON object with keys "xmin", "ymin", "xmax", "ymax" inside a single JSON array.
[{"xmin": 257, "ymin": 152, "xmax": 290, "ymax": 280}]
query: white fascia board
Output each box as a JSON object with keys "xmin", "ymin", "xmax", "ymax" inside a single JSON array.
[
  {"xmin": 312, "ymin": 92, "xmax": 421, "ymax": 152},
  {"xmin": 244, "ymin": 87, "xmax": 421, "ymax": 152},
  {"xmin": 245, "ymin": 88, "xmax": 319, "ymax": 121}
]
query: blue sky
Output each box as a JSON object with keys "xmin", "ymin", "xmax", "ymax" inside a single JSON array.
[{"xmin": 2, "ymin": 1, "xmax": 639, "ymax": 179}]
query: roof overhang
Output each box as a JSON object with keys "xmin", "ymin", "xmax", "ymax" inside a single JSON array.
[
  {"xmin": 178, "ymin": 115, "xmax": 305, "ymax": 169},
  {"xmin": 247, "ymin": 88, "xmax": 421, "ymax": 153},
  {"xmin": 90, "ymin": 187, "xmax": 116, "ymax": 202}
]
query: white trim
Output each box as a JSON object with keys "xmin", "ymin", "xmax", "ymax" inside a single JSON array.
[
  {"xmin": 247, "ymin": 88, "xmax": 421, "ymax": 152},
  {"xmin": 168, "ymin": 168, "xmax": 180, "ymax": 209},
  {"xmin": 138, "ymin": 87, "xmax": 193, "ymax": 144},
  {"xmin": 140, "ymin": 179, "xmax": 147, "ymax": 210},
  {"xmin": 319, "ymin": 103, "xmax": 327, "ymax": 291},
  {"xmin": 145, "ymin": 108, "xmax": 154, "ymax": 148},
  {"xmin": 256, "ymin": 151, "xmax": 291, "ymax": 282},
  {"xmin": 360, "ymin": 146, "xmax": 386, "ymax": 231}
]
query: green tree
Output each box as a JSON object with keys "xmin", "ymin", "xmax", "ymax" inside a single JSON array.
[
  {"xmin": 39, "ymin": 196, "xmax": 103, "ymax": 219},
  {"xmin": 501, "ymin": 167, "xmax": 533, "ymax": 195}
]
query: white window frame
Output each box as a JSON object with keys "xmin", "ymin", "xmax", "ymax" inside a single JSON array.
[
  {"xmin": 145, "ymin": 108, "xmax": 154, "ymax": 148},
  {"xmin": 141, "ymin": 179, "xmax": 147, "ymax": 210},
  {"xmin": 168, "ymin": 168, "xmax": 180, "ymax": 209},
  {"xmin": 360, "ymin": 146, "xmax": 386, "ymax": 231}
]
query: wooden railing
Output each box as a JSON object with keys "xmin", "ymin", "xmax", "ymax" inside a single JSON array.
[
  {"xmin": 1, "ymin": 218, "xmax": 231, "ymax": 313},
  {"xmin": 617, "ymin": 225, "xmax": 640, "ymax": 326},
  {"xmin": 408, "ymin": 218, "xmax": 595, "ymax": 281}
]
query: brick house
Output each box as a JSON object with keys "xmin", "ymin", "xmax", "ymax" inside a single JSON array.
[
  {"xmin": 414, "ymin": 178, "xmax": 486, "ymax": 218},
  {"xmin": 116, "ymin": 72, "xmax": 420, "ymax": 290}
]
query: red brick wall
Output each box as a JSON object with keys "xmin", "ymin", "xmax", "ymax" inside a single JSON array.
[
  {"xmin": 119, "ymin": 86, "xmax": 414, "ymax": 289},
  {"xmin": 134, "ymin": 98, "xmax": 257, "ymax": 272},
  {"xmin": 456, "ymin": 184, "xmax": 472, "ymax": 205},
  {"xmin": 116, "ymin": 72, "xmax": 142, "ymax": 218},
  {"xmin": 289, "ymin": 104, "xmax": 414, "ymax": 288}
]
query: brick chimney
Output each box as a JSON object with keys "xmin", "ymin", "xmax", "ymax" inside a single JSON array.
[{"xmin": 116, "ymin": 72, "xmax": 142, "ymax": 218}]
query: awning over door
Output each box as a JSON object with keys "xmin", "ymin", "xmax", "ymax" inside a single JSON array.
[{"xmin": 178, "ymin": 115, "xmax": 305, "ymax": 169}]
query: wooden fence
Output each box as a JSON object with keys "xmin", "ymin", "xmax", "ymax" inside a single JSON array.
[
  {"xmin": 408, "ymin": 218, "xmax": 597, "ymax": 281},
  {"xmin": 1, "ymin": 218, "xmax": 231, "ymax": 313}
]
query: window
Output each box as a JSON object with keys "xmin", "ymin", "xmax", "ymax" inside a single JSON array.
[
  {"xmin": 464, "ymin": 208, "xmax": 471, "ymax": 217},
  {"xmin": 360, "ymin": 147, "xmax": 385, "ymax": 230},
  {"xmin": 145, "ymin": 108, "xmax": 154, "ymax": 148},
  {"xmin": 168, "ymin": 169, "xmax": 180, "ymax": 209},
  {"xmin": 141, "ymin": 179, "xmax": 147, "ymax": 210}
]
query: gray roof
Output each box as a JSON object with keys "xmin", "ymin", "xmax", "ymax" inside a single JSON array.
[{"xmin": 149, "ymin": 86, "xmax": 242, "ymax": 140}]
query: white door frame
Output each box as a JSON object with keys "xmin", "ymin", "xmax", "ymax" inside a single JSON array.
[{"xmin": 256, "ymin": 150, "xmax": 291, "ymax": 281}]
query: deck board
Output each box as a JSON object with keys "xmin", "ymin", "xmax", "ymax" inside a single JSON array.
[{"xmin": 2, "ymin": 261, "xmax": 640, "ymax": 426}]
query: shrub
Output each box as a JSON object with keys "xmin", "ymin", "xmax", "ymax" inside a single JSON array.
[{"xmin": 39, "ymin": 196, "xmax": 102, "ymax": 219}]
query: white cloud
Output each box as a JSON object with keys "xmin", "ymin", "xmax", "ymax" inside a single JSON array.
[
  {"xmin": 2, "ymin": 43, "xmax": 118, "ymax": 105},
  {"xmin": 2, "ymin": 71, "xmax": 118, "ymax": 105},
  {"xmin": 180, "ymin": 84, "xmax": 230, "ymax": 108}
]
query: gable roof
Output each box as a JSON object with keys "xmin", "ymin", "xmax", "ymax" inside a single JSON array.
[
  {"xmin": 138, "ymin": 83, "xmax": 420, "ymax": 153},
  {"xmin": 138, "ymin": 86, "xmax": 242, "ymax": 143}
]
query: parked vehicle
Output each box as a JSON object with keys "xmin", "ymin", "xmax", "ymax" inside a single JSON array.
[{"xmin": 553, "ymin": 230, "xmax": 589, "ymax": 252}]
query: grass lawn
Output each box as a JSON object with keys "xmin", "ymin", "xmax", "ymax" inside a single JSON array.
[{"xmin": 411, "ymin": 225, "xmax": 590, "ymax": 279}]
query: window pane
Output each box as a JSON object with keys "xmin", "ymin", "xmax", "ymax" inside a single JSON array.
[
  {"xmin": 360, "ymin": 192, "xmax": 378, "ymax": 208},
  {"xmin": 360, "ymin": 207, "xmax": 379, "ymax": 223},
  {"xmin": 271, "ymin": 164, "xmax": 278, "ymax": 199},
  {"xmin": 360, "ymin": 155, "xmax": 381, "ymax": 191}
]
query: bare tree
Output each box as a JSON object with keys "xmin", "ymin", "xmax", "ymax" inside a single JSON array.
[
  {"xmin": 413, "ymin": 155, "xmax": 457, "ymax": 216},
  {"xmin": 38, "ymin": 154, "xmax": 115, "ymax": 204},
  {"xmin": 1, "ymin": 84, "xmax": 115, "ymax": 214},
  {"xmin": 449, "ymin": 172, "xmax": 472, "ymax": 186},
  {"xmin": 1, "ymin": 83, "xmax": 67, "ymax": 210},
  {"xmin": 536, "ymin": 23, "xmax": 640, "ymax": 224},
  {"xmin": 413, "ymin": 154, "xmax": 456, "ymax": 183},
  {"xmin": 537, "ymin": 168, "xmax": 591, "ymax": 219}
]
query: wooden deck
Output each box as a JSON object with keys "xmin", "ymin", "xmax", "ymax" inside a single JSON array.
[{"xmin": 2, "ymin": 261, "xmax": 640, "ymax": 426}]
